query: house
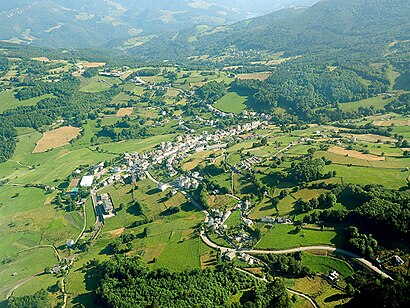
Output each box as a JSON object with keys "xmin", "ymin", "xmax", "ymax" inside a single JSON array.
[
  {"xmin": 223, "ymin": 251, "xmax": 236, "ymax": 261},
  {"xmin": 100, "ymin": 193, "xmax": 114, "ymax": 214},
  {"xmin": 66, "ymin": 239, "xmax": 75, "ymax": 248},
  {"xmin": 79, "ymin": 175, "xmax": 94, "ymax": 187},
  {"xmin": 328, "ymin": 271, "xmax": 339, "ymax": 282},
  {"xmin": 158, "ymin": 183, "xmax": 169, "ymax": 192},
  {"xmin": 261, "ymin": 216, "xmax": 276, "ymax": 224},
  {"xmin": 394, "ymin": 255, "xmax": 405, "ymax": 266}
]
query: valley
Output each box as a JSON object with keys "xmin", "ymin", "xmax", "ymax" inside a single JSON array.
[{"xmin": 0, "ymin": 0, "xmax": 409, "ymax": 307}]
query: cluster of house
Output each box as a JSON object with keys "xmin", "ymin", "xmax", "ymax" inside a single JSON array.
[
  {"xmin": 205, "ymin": 208, "xmax": 231, "ymax": 234},
  {"xmin": 222, "ymin": 251, "xmax": 257, "ymax": 265},
  {"xmin": 174, "ymin": 176, "xmax": 200, "ymax": 190},
  {"xmin": 130, "ymin": 76, "xmax": 146, "ymax": 84},
  {"xmin": 207, "ymin": 104, "xmax": 235, "ymax": 118},
  {"xmin": 328, "ymin": 270, "xmax": 340, "ymax": 282},
  {"xmin": 205, "ymin": 201, "xmax": 256, "ymax": 248},
  {"xmin": 260, "ymin": 216, "xmax": 292, "ymax": 225},
  {"xmin": 122, "ymin": 122, "xmax": 263, "ymax": 180},
  {"xmin": 235, "ymin": 156, "xmax": 262, "ymax": 171},
  {"xmin": 99, "ymin": 67, "xmax": 129, "ymax": 77}
]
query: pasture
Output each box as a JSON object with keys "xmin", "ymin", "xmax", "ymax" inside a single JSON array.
[
  {"xmin": 0, "ymin": 92, "xmax": 54, "ymax": 113},
  {"xmin": 214, "ymin": 91, "xmax": 248, "ymax": 114},
  {"xmin": 325, "ymin": 164, "xmax": 409, "ymax": 189},
  {"xmin": 255, "ymin": 224, "xmax": 339, "ymax": 250},
  {"xmin": 301, "ymin": 253, "xmax": 354, "ymax": 277},
  {"xmin": 338, "ymin": 96, "xmax": 392, "ymax": 111}
]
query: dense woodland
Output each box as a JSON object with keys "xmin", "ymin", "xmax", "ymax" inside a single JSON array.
[{"xmin": 93, "ymin": 255, "xmax": 291, "ymax": 308}]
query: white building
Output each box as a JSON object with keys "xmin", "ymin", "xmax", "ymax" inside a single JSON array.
[{"xmin": 80, "ymin": 175, "xmax": 94, "ymax": 187}]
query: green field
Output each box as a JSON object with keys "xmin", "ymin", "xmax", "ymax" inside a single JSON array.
[
  {"xmin": 214, "ymin": 91, "xmax": 248, "ymax": 114},
  {"xmin": 301, "ymin": 253, "xmax": 354, "ymax": 277},
  {"xmin": 0, "ymin": 92, "xmax": 54, "ymax": 113},
  {"xmin": 0, "ymin": 247, "xmax": 58, "ymax": 295},
  {"xmin": 255, "ymin": 224, "xmax": 339, "ymax": 250},
  {"xmin": 79, "ymin": 76, "xmax": 121, "ymax": 92},
  {"xmin": 338, "ymin": 96, "xmax": 392, "ymax": 111},
  {"xmin": 325, "ymin": 164, "xmax": 409, "ymax": 189}
]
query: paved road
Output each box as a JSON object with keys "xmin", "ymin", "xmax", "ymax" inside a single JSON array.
[
  {"xmin": 200, "ymin": 230, "xmax": 392, "ymax": 280},
  {"xmin": 145, "ymin": 171, "xmax": 159, "ymax": 184}
]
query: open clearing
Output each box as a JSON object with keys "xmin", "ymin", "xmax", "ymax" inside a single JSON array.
[
  {"xmin": 33, "ymin": 126, "xmax": 81, "ymax": 153},
  {"xmin": 109, "ymin": 227, "xmax": 125, "ymax": 238},
  {"xmin": 237, "ymin": 72, "xmax": 271, "ymax": 81},
  {"xmin": 116, "ymin": 107, "xmax": 133, "ymax": 117},
  {"xmin": 214, "ymin": 91, "xmax": 248, "ymax": 114},
  {"xmin": 328, "ymin": 146, "xmax": 385, "ymax": 161},
  {"xmin": 80, "ymin": 62, "xmax": 106, "ymax": 68},
  {"xmin": 338, "ymin": 96, "xmax": 392, "ymax": 111},
  {"xmin": 373, "ymin": 119, "xmax": 410, "ymax": 127},
  {"xmin": 31, "ymin": 57, "xmax": 51, "ymax": 62}
]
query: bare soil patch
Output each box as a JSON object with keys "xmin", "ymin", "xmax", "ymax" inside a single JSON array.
[
  {"xmin": 70, "ymin": 178, "xmax": 80, "ymax": 187},
  {"xmin": 109, "ymin": 227, "xmax": 125, "ymax": 238},
  {"xmin": 33, "ymin": 126, "xmax": 81, "ymax": 153},
  {"xmin": 328, "ymin": 146, "xmax": 385, "ymax": 161},
  {"xmin": 237, "ymin": 72, "xmax": 271, "ymax": 81},
  {"xmin": 116, "ymin": 107, "xmax": 134, "ymax": 117},
  {"xmin": 81, "ymin": 62, "xmax": 106, "ymax": 68}
]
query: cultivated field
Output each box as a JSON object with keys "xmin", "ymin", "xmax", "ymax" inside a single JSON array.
[
  {"xmin": 328, "ymin": 146, "xmax": 385, "ymax": 161},
  {"xmin": 80, "ymin": 62, "xmax": 106, "ymax": 68},
  {"xmin": 236, "ymin": 72, "xmax": 271, "ymax": 81},
  {"xmin": 33, "ymin": 126, "xmax": 81, "ymax": 153},
  {"xmin": 116, "ymin": 107, "xmax": 133, "ymax": 117}
]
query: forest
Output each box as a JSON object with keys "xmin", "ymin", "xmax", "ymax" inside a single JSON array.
[{"xmin": 93, "ymin": 255, "xmax": 291, "ymax": 308}]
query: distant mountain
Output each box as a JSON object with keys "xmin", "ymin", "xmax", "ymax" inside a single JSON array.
[
  {"xmin": 190, "ymin": 0, "xmax": 410, "ymax": 58},
  {"xmin": 127, "ymin": 0, "xmax": 410, "ymax": 61},
  {"xmin": 0, "ymin": 0, "xmax": 318, "ymax": 49}
]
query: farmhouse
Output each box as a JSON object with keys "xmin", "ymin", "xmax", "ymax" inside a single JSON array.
[
  {"xmin": 223, "ymin": 251, "xmax": 236, "ymax": 261},
  {"xmin": 158, "ymin": 183, "xmax": 169, "ymax": 192},
  {"xmin": 80, "ymin": 175, "xmax": 94, "ymax": 187},
  {"xmin": 66, "ymin": 239, "xmax": 75, "ymax": 248},
  {"xmin": 100, "ymin": 193, "xmax": 114, "ymax": 215}
]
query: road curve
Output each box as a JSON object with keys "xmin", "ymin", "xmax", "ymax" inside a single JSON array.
[
  {"xmin": 235, "ymin": 267, "xmax": 318, "ymax": 308},
  {"xmin": 200, "ymin": 230, "xmax": 392, "ymax": 280}
]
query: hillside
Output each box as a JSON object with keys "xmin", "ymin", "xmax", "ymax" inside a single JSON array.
[
  {"xmin": 128, "ymin": 0, "xmax": 410, "ymax": 61},
  {"xmin": 0, "ymin": 0, "xmax": 318, "ymax": 50}
]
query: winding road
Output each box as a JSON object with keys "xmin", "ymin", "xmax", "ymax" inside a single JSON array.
[{"xmin": 200, "ymin": 230, "xmax": 392, "ymax": 280}]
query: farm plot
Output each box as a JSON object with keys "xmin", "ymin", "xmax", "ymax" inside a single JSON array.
[
  {"xmin": 236, "ymin": 72, "xmax": 271, "ymax": 81},
  {"xmin": 116, "ymin": 107, "xmax": 133, "ymax": 117},
  {"xmin": 33, "ymin": 126, "xmax": 81, "ymax": 153},
  {"xmin": 328, "ymin": 146, "xmax": 385, "ymax": 161}
]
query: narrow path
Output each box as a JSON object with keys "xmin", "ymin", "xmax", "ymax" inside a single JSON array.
[
  {"xmin": 75, "ymin": 200, "xmax": 87, "ymax": 244},
  {"xmin": 6, "ymin": 274, "xmax": 40, "ymax": 299}
]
